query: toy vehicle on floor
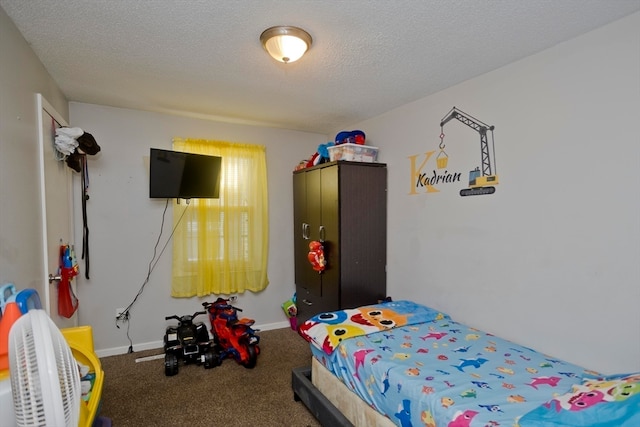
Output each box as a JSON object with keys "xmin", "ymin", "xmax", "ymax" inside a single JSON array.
[
  {"xmin": 203, "ymin": 297, "xmax": 260, "ymax": 369},
  {"xmin": 163, "ymin": 310, "xmax": 220, "ymax": 376}
]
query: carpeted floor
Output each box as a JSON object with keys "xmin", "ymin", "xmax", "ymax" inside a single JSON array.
[{"xmin": 98, "ymin": 327, "xmax": 321, "ymax": 426}]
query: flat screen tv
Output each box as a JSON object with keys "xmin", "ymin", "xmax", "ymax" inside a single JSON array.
[{"xmin": 149, "ymin": 148, "xmax": 222, "ymax": 199}]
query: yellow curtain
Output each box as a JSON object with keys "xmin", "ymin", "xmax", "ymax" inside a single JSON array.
[{"xmin": 171, "ymin": 138, "xmax": 269, "ymax": 297}]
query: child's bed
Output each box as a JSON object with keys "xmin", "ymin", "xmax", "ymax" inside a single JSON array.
[{"xmin": 293, "ymin": 300, "xmax": 640, "ymax": 427}]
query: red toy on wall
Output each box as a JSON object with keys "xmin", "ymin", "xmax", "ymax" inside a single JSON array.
[
  {"xmin": 308, "ymin": 241, "xmax": 326, "ymax": 272},
  {"xmin": 58, "ymin": 244, "xmax": 79, "ymax": 318}
]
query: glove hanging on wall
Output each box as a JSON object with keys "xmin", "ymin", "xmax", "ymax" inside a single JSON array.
[{"xmin": 308, "ymin": 241, "xmax": 326, "ymax": 273}]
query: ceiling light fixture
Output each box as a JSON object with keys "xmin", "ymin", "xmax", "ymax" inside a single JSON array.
[{"xmin": 260, "ymin": 26, "xmax": 312, "ymax": 64}]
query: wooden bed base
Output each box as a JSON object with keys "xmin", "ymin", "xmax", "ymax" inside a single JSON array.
[{"xmin": 292, "ymin": 358, "xmax": 396, "ymax": 427}]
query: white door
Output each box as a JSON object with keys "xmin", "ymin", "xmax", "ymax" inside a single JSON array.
[{"xmin": 37, "ymin": 94, "xmax": 78, "ymax": 329}]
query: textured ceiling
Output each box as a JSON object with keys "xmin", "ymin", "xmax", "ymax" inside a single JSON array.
[{"xmin": 2, "ymin": 1, "xmax": 639, "ymax": 134}]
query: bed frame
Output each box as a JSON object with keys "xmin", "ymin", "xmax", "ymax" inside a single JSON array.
[
  {"xmin": 292, "ymin": 365, "xmax": 352, "ymax": 427},
  {"xmin": 292, "ymin": 358, "xmax": 396, "ymax": 427}
]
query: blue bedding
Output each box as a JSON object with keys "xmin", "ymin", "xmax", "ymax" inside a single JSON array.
[{"xmin": 301, "ymin": 301, "xmax": 597, "ymax": 427}]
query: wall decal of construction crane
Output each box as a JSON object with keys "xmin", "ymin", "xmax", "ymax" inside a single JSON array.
[{"xmin": 440, "ymin": 107, "xmax": 500, "ymax": 197}]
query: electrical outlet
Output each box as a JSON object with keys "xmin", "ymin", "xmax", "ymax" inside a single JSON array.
[{"xmin": 115, "ymin": 308, "xmax": 127, "ymax": 320}]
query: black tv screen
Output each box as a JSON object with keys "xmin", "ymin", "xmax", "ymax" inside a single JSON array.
[{"xmin": 149, "ymin": 148, "xmax": 222, "ymax": 199}]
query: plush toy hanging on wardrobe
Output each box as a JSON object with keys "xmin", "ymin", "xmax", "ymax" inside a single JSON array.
[{"xmin": 308, "ymin": 241, "xmax": 326, "ymax": 273}]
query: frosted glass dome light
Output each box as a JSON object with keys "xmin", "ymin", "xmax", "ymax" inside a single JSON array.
[{"xmin": 260, "ymin": 26, "xmax": 312, "ymax": 64}]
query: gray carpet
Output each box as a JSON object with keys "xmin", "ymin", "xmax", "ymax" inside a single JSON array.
[{"xmin": 98, "ymin": 327, "xmax": 321, "ymax": 426}]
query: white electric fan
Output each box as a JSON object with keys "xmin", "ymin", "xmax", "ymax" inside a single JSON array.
[{"xmin": 8, "ymin": 309, "xmax": 81, "ymax": 427}]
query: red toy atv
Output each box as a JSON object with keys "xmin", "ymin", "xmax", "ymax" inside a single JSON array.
[{"xmin": 203, "ymin": 298, "xmax": 260, "ymax": 369}]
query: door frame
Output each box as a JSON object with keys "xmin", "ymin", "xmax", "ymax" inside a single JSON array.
[{"xmin": 36, "ymin": 93, "xmax": 74, "ymax": 322}]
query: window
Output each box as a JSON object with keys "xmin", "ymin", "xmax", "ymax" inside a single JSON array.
[{"xmin": 170, "ymin": 138, "xmax": 269, "ymax": 297}]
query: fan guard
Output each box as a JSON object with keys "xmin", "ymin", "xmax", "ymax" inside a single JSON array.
[{"xmin": 9, "ymin": 309, "xmax": 81, "ymax": 427}]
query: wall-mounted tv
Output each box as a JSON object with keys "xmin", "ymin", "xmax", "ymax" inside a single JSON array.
[{"xmin": 149, "ymin": 148, "xmax": 222, "ymax": 199}]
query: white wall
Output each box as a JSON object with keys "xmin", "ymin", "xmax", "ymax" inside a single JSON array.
[
  {"xmin": 0, "ymin": 7, "xmax": 68, "ymax": 296},
  {"xmin": 69, "ymin": 103, "xmax": 325, "ymax": 355},
  {"xmin": 350, "ymin": 12, "xmax": 640, "ymax": 374}
]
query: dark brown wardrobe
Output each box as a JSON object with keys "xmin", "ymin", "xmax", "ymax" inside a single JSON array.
[{"xmin": 293, "ymin": 161, "xmax": 387, "ymax": 324}]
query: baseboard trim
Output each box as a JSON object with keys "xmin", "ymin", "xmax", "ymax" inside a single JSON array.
[{"xmin": 95, "ymin": 320, "xmax": 291, "ymax": 358}]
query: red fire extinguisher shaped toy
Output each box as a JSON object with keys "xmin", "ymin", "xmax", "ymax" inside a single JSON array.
[
  {"xmin": 308, "ymin": 241, "xmax": 326, "ymax": 272},
  {"xmin": 58, "ymin": 244, "xmax": 79, "ymax": 318}
]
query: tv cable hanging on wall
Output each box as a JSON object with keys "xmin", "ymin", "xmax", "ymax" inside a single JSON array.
[{"xmin": 116, "ymin": 198, "xmax": 190, "ymax": 353}]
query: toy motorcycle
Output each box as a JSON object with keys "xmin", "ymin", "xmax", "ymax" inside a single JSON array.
[
  {"xmin": 203, "ymin": 298, "xmax": 260, "ymax": 369},
  {"xmin": 163, "ymin": 310, "xmax": 220, "ymax": 376}
]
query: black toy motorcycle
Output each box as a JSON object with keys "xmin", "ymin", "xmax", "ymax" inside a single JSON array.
[{"xmin": 163, "ymin": 310, "xmax": 220, "ymax": 376}]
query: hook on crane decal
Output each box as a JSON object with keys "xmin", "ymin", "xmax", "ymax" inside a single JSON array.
[{"xmin": 437, "ymin": 131, "xmax": 449, "ymax": 169}]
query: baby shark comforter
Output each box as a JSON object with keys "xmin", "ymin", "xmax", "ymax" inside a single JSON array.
[{"xmin": 299, "ymin": 300, "xmax": 598, "ymax": 427}]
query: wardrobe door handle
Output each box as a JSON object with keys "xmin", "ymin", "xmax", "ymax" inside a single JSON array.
[
  {"xmin": 302, "ymin": 299, "xmax": 313, "ymax": 306},
  {"xmin": 319, "ymin": 225, "xmax": 325, "ymax": 242},
  {"xmin": 302, "ymin": 222, "xmax": 309, "ymax": 239}
]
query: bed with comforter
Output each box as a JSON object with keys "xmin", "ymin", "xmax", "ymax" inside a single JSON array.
[{"xmin": 294, "ymin": 300, "xmax": 639, "ymax": 427}]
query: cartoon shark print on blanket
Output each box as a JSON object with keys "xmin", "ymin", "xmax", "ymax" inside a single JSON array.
[
  {"xmin": 527, "ymin": 376, "xmax": 562, "ymax": 389},
  {"xmin": 314, "ymin": 307, "xmax": 595, "ymax": 427},
  {"xmin": 321, "ymin": 323, "xmax": 368, "ymax": 354},
  {"xmin": 298, "ymin": 300, "xmax": 450, "ymax": 355},
  {"xmin": 447, "ymin": 409, "xmax": 479, "ymax": 427},
  {"xmin": 353, "ymin": 348, "xmax": 374, "ymax": 380},
  {"xmin": 452, "ymin": 357, "xmax": 489, "ymax": 372},
  {"xmin": 395, "ymin": 399, "xmax": 412, "ymax": 427},
  {"xmin": 353, "ymin": 307, "xmax": 410, "ymax": 329},
  {"xmin": 380, "ymin": 367, "xmax": 392, "ymax": 396}
]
